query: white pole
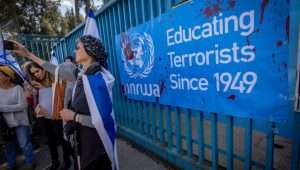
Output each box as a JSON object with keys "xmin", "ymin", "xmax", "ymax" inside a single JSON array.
[{"xmin": 294, "ymin": 25, "xmax": 300, "ymax": 111}]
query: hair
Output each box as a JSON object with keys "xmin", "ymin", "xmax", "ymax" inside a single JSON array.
[
  {"xmin": 0, "ymin": 65, "xmax": 23, "ymax": 86},
  {"xmin": 0, "ymin": 69, "xmax": 15, "ymax": 85},
  {"xmin": 25, "ymin": 62, "xmax": 53, "ymax": 88},
  {"xmin": 79, "ymin": 35, "xmax": 108, "ymax": 68}
]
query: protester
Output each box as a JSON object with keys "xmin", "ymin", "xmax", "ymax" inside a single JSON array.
[
  {"xmin": 0, "ymin": 65, "xmax": 34, "ymax": 170},
  {"xmin": 12, "ymin": 35, "xmax": 115, "ymax": 170},
  {"xmin": 24, "ymin": 62, "xmax": 73, "ymax": 170}
]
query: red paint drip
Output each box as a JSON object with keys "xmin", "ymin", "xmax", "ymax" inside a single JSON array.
[
  {"xmin": 228, "ymin": 95, "xmax": 236, "ymax": 100},
  {"xmin": 228, "ymin": 0, "xmax": 236, "ymax": 9},
  {"xmin": 276, "ymin": 40, "xmax": 283, "ymax": 47},
  {"xmin": 286, "ymin": 16, "xmax": 290, "ymax": 41},
  {"xmin": 259, "ymin": 0, "xmax": 269, "ymax": 24},
  {"xmin": 159, "ymin": 80, "xmax": 165, "ymax": 95},
  {"xmin": 121, "ymin": 84, "xmax": 126, "ymax": 94},
  {"xmin": 245, "ymin": 28, "xmax": 259, "ymax": 46},
  {"xmin": 124, "ymin": 44, "xmax": 134, "ymax": 60},
  {"xmin": 283, "ymin": 62, "xmax": 287, "ymax": 69}
]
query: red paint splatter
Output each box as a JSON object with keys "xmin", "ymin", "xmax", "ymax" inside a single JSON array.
[
  {"xmin": 228, "ymin": 0, "xmax": 236, "ymax": 9},
  {"xmin": 228, "ymin": 95, "xmax": 236, "ymax": 100},
  {"xmin": 124, "ymin": 44, "xmax": 134, "ymax": 60},
  {"xmin": 121, "ymin": 84, "xmax": 126, "ymax": 94},
  {"xmin": 245, "ymin": 28, "xmax": 260, "ymax": 46},
  {"xmin": 259, "ymin": 0, "xmax": 269, "ymax": 24},
  {"xmin": 203, "ymin": 2, "xmax": 222, "ymax": 17},
  {"xmin": 213, "ymin": 4, "xmax": 220, "ymax": 13},
  {"xmin": 159, "ymin": 80, "xmax": 165, "ymax": 95},
  {"xmin": 286, "ymin": 16, "xmax": 290, "ymax": 41},
  {"xmin": 278, "ymin": 62, "xmax": 288, "ymax": 72},
  {"xmin": 276, "ymin": 40, "xmax": 283, "ymax": 47},
  {"xmin": 283, "ymin": 62, "xmax": 287, "ymax": 69},
  {"xmin": 121, "ymin": 33, "xmax": 134, "ymax": 60},
  {"xmin": 203, "ymin": 6, "xmax": 213, "ymax": 17}
]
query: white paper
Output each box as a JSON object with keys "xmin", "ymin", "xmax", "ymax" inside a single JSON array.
[{"xmin": 38, "ymin": 87, "xmax": 53, "ymax": 119}]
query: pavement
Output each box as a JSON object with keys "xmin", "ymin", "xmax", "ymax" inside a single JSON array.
[{"xmin": 0, "ymin": 138, "xmax": 170, "ymax": 170}]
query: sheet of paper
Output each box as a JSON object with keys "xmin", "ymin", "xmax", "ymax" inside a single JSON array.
[{"xmin": 38, "ymin": 87, "xmax": 53, "ymax": 118}]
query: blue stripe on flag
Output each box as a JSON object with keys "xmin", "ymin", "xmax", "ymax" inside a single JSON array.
[
  {"xmin": 0, "ymin": 52, "xmax": 25, "ymax": 80},
  {"xmin": 87, "ymin": 9, "xmax": 95, "ymax": 18},
  {"xmin": 87, "ymin": 74, "xmax": 116, "ymax": 145}
]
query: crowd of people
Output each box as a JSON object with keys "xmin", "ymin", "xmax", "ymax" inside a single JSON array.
[{"xmin": 0, "ymin": 35, "xmax": 114, "ymax": 170}]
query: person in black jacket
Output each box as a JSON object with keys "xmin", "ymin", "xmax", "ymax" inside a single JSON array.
[{"xmin": 12, "ymin": 35, "xmax": 113, "ymax": 170}]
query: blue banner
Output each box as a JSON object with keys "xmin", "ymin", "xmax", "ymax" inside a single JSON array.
[{"xmin": 115, "ymin": 0, "xmax": 289, "ymax": 122}]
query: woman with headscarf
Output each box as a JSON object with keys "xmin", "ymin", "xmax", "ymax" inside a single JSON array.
[
  {"xmin": 0, "ymin": 65, "xmax": 34, "ymax": 170},
  {"xmin": 12, "ymin": 35, "xmax": 116, "ymax": 170}
]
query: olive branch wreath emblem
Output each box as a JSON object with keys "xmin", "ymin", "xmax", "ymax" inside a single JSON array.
[{"xmin": 121, "ymin": 32, "xmax": 155, "ymax": 79}]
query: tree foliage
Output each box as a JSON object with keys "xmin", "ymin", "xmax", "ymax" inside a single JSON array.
[
  {"xmin": 0, "ymin": 0, "xmax": 103, "ymax": 35},
  {"xmin": 0, "ymin": 0, "xmax": 79, "ymax": 35}
]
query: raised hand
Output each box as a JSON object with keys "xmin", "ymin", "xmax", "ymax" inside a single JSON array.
[{"xmin": 10, "ymin": 40, "xmax": 31, "ymax": 57}]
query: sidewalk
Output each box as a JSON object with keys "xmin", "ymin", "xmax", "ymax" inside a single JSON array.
[
  {"xmin": 0, "ymin": 138, "xmax": 170, "ymax": 170},
  {"xmin": 118, "ymin": 139, "xmax": 170, "ymax": 170}
]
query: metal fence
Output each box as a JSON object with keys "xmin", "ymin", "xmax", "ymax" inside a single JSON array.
[
  {"xmin": 18, "ymin": 34, "xmax": 62, "ymax": 61},
  {"xmin": 23, "ymin": 0, "xmax": 300, "ymax": 169}
]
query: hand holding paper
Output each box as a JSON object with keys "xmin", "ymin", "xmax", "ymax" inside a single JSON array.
[
  {"xmin": 35, "ymin": 104, "xmax": 49, "ymax": 117},
  {"xmin": 60, "ymin": 109, "xmax": 76, "ymax": 121}
]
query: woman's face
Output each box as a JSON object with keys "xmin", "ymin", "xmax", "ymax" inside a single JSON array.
[
  {"xmin": 75, "ymin": 41, "xmax": 90, "ymax": 64},
  {"xmin": 29, "ymin": 66, "xmax": 45, "ymax": 81},
  {"xmin": 0, "ymin": 72, "xmax": 10, "ymax": 84}
]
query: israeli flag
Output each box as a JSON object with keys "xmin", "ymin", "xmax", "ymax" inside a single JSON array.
[
  {"xmin": 83, "ymin": 9, "xmax": 100, "ymax": 38},
  {"xmin": 82, "ymin": 9, "xmax": 118, "ymax": 170},
  {"xmin": 49, "ymin": 50, "xmax": 59, "ymax": 66},
  {"xmin": 0, "ymin": 33, "xmax": 25, "ymax": 80}
]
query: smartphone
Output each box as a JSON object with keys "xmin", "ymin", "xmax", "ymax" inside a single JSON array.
[{"xmin": 3, "ymin": 40, "xmax": 15, "ymax": 50}]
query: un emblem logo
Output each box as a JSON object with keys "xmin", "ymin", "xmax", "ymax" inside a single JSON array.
[{"xmin": 121, "ymin": 32, "xmax": 154, "ymax": 79}]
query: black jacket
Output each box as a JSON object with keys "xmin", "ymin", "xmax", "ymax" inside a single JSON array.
[{"xmin": 70, "ymin": 63, "xmax": 106, "ymax": 168}]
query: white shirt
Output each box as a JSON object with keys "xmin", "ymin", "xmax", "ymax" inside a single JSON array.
[{"xmin": 0, "ymin": 85, "xmax": 29, "ymax": 128}]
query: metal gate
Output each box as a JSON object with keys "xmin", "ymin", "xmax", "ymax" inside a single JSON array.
[
  {"xmin": 25, "ymin": 0, "xmax": 300, "ymax": 169},
  {"xmin": 18, "ymin": 34, "xmax": 61, "ymax": 61}
]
